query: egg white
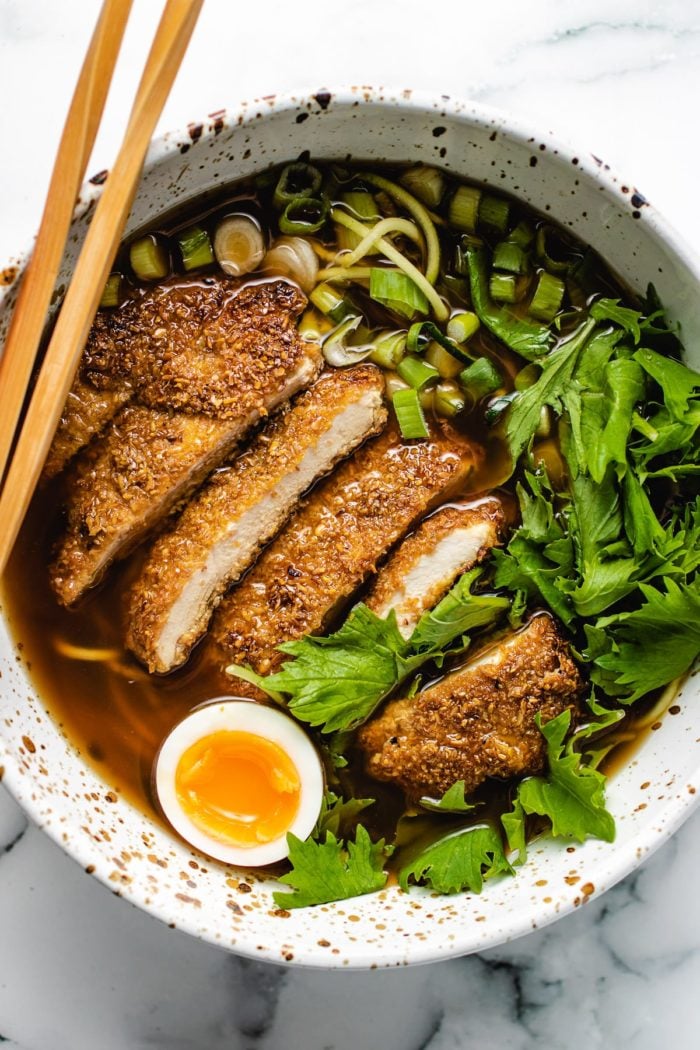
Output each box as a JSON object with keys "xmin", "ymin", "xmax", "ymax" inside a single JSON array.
[{"xmin": 154, "ymin": 698, "xmax": 324, "ymax": 866}]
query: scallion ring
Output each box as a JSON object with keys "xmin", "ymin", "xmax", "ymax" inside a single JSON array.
[{"xmin": 279, "ymin": 196, "xmax": 329, "ymax": 236}]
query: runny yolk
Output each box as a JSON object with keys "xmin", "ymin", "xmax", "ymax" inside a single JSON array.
[{"xmin": 175, "ymin": 730, "xmax": 301, "ymax": 847}]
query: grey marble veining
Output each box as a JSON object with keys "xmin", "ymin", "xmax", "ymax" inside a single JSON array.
[{"xmin": 1, "ymin": 0, "xmax": 700, "ymax": 1047}]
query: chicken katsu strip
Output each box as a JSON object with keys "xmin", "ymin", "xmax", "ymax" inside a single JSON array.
[
  {"xmin": 366, "ymin": 497, "xmax": 508, "ymax": 638},
  {"xmin": 43, "ymin": 378, "xmax": 133, "ymax": 480},
  {"xmin": 212, "ymin": 422, "xmax": 482, "ymax": 681},
  {"xmin": 358, "ymin": 614, "xmax": 585, "ymax": 800},
  {"xmin": 126, "ymin": 365, "xmax": 388, "ymax": 674},
  {"xmin": 50, "ymin": 350, "xmax": 321, "ymax": 606},
  {"xmin": 82, "ymin": 277, "xmax": 308, "ymax": 418}
]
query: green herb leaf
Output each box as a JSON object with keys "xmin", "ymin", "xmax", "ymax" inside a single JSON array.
[
  {"xmin": 517, "ymin": 710, "xmax": 615, "ymax": 843},
  {"xmin": 501, "ymin": 799, "xmax": 528, "ymax": 865},
  {"xmin": 590, "ymin": 298, "xmax": 642, "ymax": 343},
  {"xmin": 316, "ymin": 791, "xmax": 375, "ymax": 839},
  {"xmin": 274, "ymin": 826, "xmax": 388, "ymax": 909},
  {"xmin": 410, "ymin": 567, "xmax": 510, "ymax": 653},
  {"xmin": 268, "ymin": 605, "xmax": 423, "ymax": 733},
  {"xmin": 398, "ymin": 824, "xmax": 513, "ymax": 894},
  {"xmin": 419, "ymin": 780, "xmax": 476, "ymax": 814},
  {"xmin": 585, "ymin": 577, "xmax": 700, "ymax": 702},
  {"xmin": 634, "ymin": 347, "xmax": 700, "ymax": 422}
]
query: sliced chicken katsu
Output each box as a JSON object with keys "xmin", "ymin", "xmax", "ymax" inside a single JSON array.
[
  {"xmin": 126, "ymin": 365, "xmax": 388, "ymax": 674},
  {"xmin": 366, "ymin": 497, "xmax": 508, "ymax": 638},
  {"xmin": 43, "ymin": 378, "xmax": 133, "ymax": 480},
  {"xmin": 82, "ymin": 277, "xmax": 308, "ymax": 417},
  {"xmin": 358, "ymin": 614, "xmax": 585, "ymax": 800},
  {"xmin": 50, "ymin": 350, "xmax": 321, "ymax": 607},
  {"xmin": 44, "ymin": 278, "xmax": 307, "ymax": 477},
  {"xmin": 212, "ymin": 422, "xmax": 483, "ymax": 683}
]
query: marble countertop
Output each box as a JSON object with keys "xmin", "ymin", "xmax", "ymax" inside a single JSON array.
[{"xmin": 1, "ymin": 0, "xmax": 700, "ymax": 1046}]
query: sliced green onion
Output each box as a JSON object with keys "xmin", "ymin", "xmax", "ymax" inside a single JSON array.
[
  {"xmin": 273, "ymin": 162, "xmax": 322, "ymax": 211},
  {"xmin": 425, "ymin": 341, "xmax": 463, "ymax": 379},
  {"xmin": 397, "ymin": 353, "xmax": 439, "ymax": 390},
  {"xmin": 507, "ymin": 221, "xmax": 535, "ymax": 249},
  {"xmin": 462, "ymin": 244, "xmax": 553, "ymax": 360},
  {"xmin": 262, "ymin": 236, "xmax": 319, "ymax": 293},
  {"xmin": 489, "ymin": 273, "xmax": 518, "ymax": 303},
  {"xmin": 536, "ymin": 404, "xmax": 553, "ymax": 438},
  {"xmin": 434, "ymin": 381, "xmax": 466, "ymax": 418},
  {"xmin": 178, "ymin": 225, "xmax": 214, "ymax": 271},
  {"xmin": 392, "ymin": 387, "xmax": 429, "ymax": 439},
  {"xmin": 321, "ymin": 315, "xmax": 373, "ymax": 367},
  {"xmin": 214, "ymin": 214, "xmax": 265, "ymax": 276},
  {"xmin": 99, "ymin": 273, "xmax": 122, "ymax": 308},
  {"xmin": 369, "ymin": 330, "xmax": 407, "ymax": 369},
  {"xmin": 513, "ymin": 363, "xmax": 541, "ymax": 390},
  {"xmin": 441, "ymin": 273, "xmax": 470, "ymax": 304},
  {"xmin": 370, "ymin": 267, "xmax": 428, "ymax": 319},
  {"xmin": 358, "ymin": 171, "xmax": 441, "ymax": 284},
  {"xmin": 479, "ymin": 194, "xmax": 510, "ymax": 234},
  {"xmin": 446, "ymin": 311, "xmax": 480, "ymax": 344},
  {"xmin": 406, "ymin": 320, "xmax": 472, "ymax": 364},
  {"xmin": 129, "ymin": 235, "xmax": 169, "ymax": 281},
  {"xmin": 535, "ymin": 225, "xmax": 571, "ymax": 274},
  {"xmin": 297, "ymin": 308, "xmax": 324, "ymax": 343},
  {"xmin": 337, "ymin": 191, "xmax": 380, "ymax": 251},
  {"xmin": 492, "ymin": 240, "xmax": 529, "ymax": 275},
  {"xmin": 333, "ymin": 207, "xmax": 445, "ymax": 319},
  {"xmin": 385, "ymin": 372, "xmax": 410, "ymax": 398},
  {"xmin": 528, "ymin": 271, "xmax": 565, "ymax": 322},
  {"xmin": 485, "ymin": 390, "xmax": 519, "ymax": 425},
  {"xmin": 449, "ymin": 185, "xmax": 481, "ymax": 233},
  {"xmin": 459, "ymin": 357, "xmax": 503, "ymax": 399},
  {"xmin": 309, "ymin": 282, "xmax": 355, "ymax": 323},
  {"xmin": 279, "ymin": 196, "xmax": 329, "ymax": 235},
  {"xmin": 399, "ymin": 165, "xmax": 445, "ymax": 208}
]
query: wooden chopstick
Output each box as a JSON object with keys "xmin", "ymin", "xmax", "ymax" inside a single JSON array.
[
  {"xmin": 0, "ymin": 0, "xmax": 133, "ymax": 485},
  {"xmin": 0, "ymin": 0, "xmax": 203, "ymax": 576}
]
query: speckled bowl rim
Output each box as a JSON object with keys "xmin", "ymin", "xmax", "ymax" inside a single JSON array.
[{"xmin": 1, "ymin": 86, "xmax": 699, "ymax": 969}]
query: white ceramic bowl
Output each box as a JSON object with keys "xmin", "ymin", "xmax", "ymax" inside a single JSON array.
[{"xmin": 1, "ymin": 88, "xmax": 699, "ymax": 969}]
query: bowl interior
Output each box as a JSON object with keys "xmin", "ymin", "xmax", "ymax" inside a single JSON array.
[{"xmin": 1, "ymin": 89, "xmax": 699, "ymax": 968}]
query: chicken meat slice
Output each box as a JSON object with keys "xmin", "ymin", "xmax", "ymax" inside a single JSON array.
[
  {"xmin": 50, "ymin": 350, "xmax": 321, "ymax": 607},
  {"xmin": 43, "ymin": 377, "xmax": 133, "ymax": 480},
  {"xmin": 81, "ymin": 277, "xmax": 309, "ymax": 417},
  {"xmin": 44, "ymin": 277, "xmax": 307, "ymax": 477},
  {"xmin": 212, "ymin": 422, "xmax": 483, "ymax": 685},
  {"xmin": 357, "ymin": 614, "xmax": 585, "ymax": 800},
  {"xmin": 126, "ymin": 365, "xmax": 388, "ymax": 674},
  {"xmin": 366, "ymin": 497, "xmax": 509, "ymax": 638}
]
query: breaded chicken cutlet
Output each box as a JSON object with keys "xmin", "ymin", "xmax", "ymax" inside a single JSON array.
[
  {"xmin": 45, "ymin": 278, "xmax": 308, "ymax": 478},
  {"xmin": 126, "ymin": 365, "xmax": 388, "ymax": 674},
  {"xmin": 211, "ymin": 422, "xmax": 483, "ymax": 684},
  {"xmin": 358, "ymin": 614, "xmax": 585, "ymax": 800},
  {"xmin": 50, "ymin": 281, "xmax": 321, "ymax": 606},
  {"xmin": 366, "ymin": 497, "xmax": 508, "ymax": 638}
]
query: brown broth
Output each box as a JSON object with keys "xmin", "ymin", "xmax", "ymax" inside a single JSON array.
[{"xmin": 0, "ymin": 161, "xmax": 670, "ymax": 858}]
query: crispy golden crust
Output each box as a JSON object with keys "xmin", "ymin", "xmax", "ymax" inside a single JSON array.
[
  {"xmin": 50, "ymin": 349, "xmax": 322, "ymax": 606},
  {"xmin": 357, "ymin": 614, "xmax": 585, "ymax": 800},
  {"xmin": 366, "ymin": 497, "xmax": 507, "ymax": 634},
  {"xmin": 82, "ymin": 278, "xmax": 308, "ymax": 418},
  {"xmin": 212, "ymin": 422, "xmax": 483, "ymax": 682},
  {"xmin": 126, "ymin": 365, "xmax": 388, "ymax": 673},
  {"xmin": 43, "ymin": 378, "xmax": 133, "ymax": 480}
]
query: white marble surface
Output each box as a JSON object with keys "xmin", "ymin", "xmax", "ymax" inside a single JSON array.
[{"xmin": 1, "ymin": 0, "xmax": 700, "ymax": 1046}]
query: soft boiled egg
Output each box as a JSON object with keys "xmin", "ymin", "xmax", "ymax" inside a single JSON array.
[{"xmin": 154, "ymin": 699, "xmax": 324, "ymax": 866}]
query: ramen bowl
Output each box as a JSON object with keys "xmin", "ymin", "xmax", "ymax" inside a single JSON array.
[{"xmin": 0, "ymin": 88, "xmax": 699, "ymax": 969}]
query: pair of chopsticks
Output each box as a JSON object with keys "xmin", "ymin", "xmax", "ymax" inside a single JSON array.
[{"xmin": 0, "ymin": 0, "xmax": 203, "ymax": 576}]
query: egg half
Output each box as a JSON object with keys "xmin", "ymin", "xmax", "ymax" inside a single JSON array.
[{"xmin": 154, "ymin": 699, "xmax": 324, "ymax": 866}]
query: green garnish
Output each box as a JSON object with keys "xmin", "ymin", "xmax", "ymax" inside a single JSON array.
[
  {"xmin": 99, "ymin": 273, "xmax": 122, "ymax": 308},
  {"xmin": 459, "ymin": 357, "xmax": 503, "ymax": 399},
  {"xmin": 129, "ymin": 235, "xmax": 169, "ymax": 281},
  {"xmin": 396, "ymin": 354, "xmax": 439, "ymax": 391},
  {"xmin": 398, "ymin": 824, "xmax": 512, "ymax": 894},
  {"xmin": 370, "ymin": 267, "xmax": 429, "ymax": 319},
  {"xmin": 279, "ymin": 196, "xmax": 329, "ymax": 235},
  {"xmin": 528, "ymin": 271, "xmax": 565, "ymax": 322},
  {"xmin": 274, "ymin": 826, "xmax": 389, "ymax": 909},
  {"xmin": 272, "ymin": 161, "xmax": 323, "ymax": 211},
  {"xmin": 419, "ymin": 780, "xmax": 476, "ymax": 814},
  {"xmin": 178, "ymin": 225, "xmax": 214, "ymax": 271},
  {"xmin": 392, "ymin": 387, "xmax": 430, "ymax": 439}
]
